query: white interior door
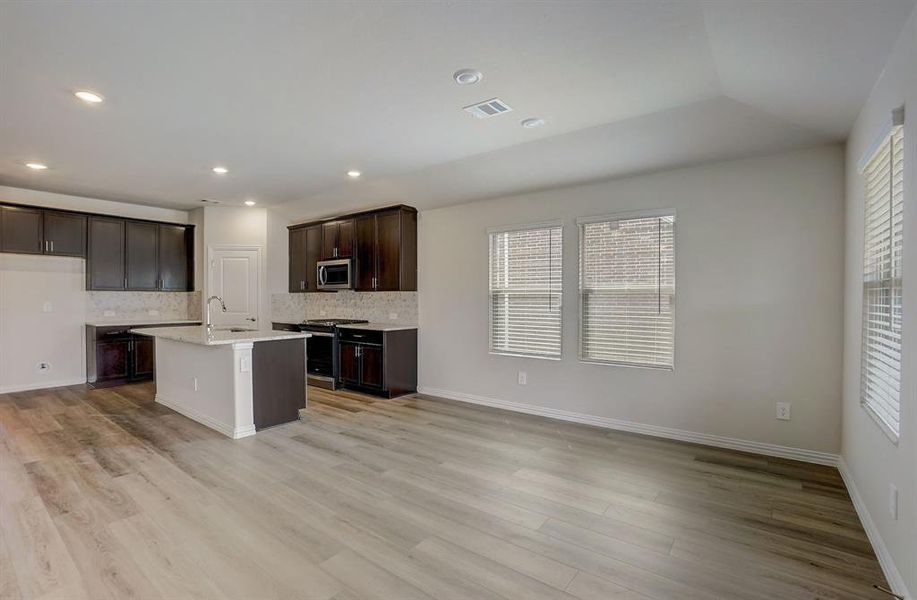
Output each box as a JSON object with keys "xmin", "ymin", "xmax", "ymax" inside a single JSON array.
[{"xmin": 209, "ymin": 248, "xmax": 260, "ymax": 328}]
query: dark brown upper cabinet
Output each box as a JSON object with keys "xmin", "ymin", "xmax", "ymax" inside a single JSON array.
[
  {"xmin": 0, "ymin": 202, "xmax": 191, "ymax": 291},
  {"xmin": 289, "ymin": 223, "xmax": 325, "ymax": 292},
  {"xmin": 321, "ymin": 219, "xmax": 354, "ymax": 259},
  {"xmin": 0, "ymin": 205, "xmax": 87, "ymax": 257},
  {"xmin": 0, "ymin": 205, "xmax": 44, "ymax": 254},
  {"xmin": 88, "ymin": 216, "xmax": 127, "ymax": 290},
  {"xmin": 289, "ymin": 205, "xmax": 416, "ymax": 293},
  {"xmin": 289, "ymin": 226, "xmax": 307, "ymax": 292},
  {"xmin": 89, "ymin": 216, "xmax": 193, "ymax": 291},
  {"xmin": 43, "ymin": 211, "xmax": 86, "ymax": 257},
  {"xmin": 158, "ymin": 224, "xmax": 192, "ymax": 291},
  {"xmin": 126, "ymin": 221, "xmax": 159, "ymax": 291},
  {"xmin": 354, "ymin": 207, "xmax": 417, "ymax": 291}
]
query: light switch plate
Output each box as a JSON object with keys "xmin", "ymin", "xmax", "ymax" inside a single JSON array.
[
  {"xmin": 518, "ymin": 371, "xmax": 527, "ymax": 385},
  {"xmin": 42, "ymin": 302, "xmax": 53, "ymax": 313}
]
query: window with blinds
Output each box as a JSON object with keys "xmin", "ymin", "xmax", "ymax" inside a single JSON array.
[
  {"xmin": 488, "ymin": 223, "xmax": 562, "ymax": 358},
  {"xmin": 861, "ymin": 123, "xmax": 904, "ymax": 440},
  {"xmin": 578, "ymin": 212, "xmax": 675, "ymax": 369}
]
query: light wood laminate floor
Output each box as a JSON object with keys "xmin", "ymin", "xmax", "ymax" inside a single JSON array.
[{"xmin": 0, "ymin": 383, "xmax": 889, "ymax": 600}]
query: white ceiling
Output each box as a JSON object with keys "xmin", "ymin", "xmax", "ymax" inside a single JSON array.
[{"xmin": 0, "ymin": 0, "xmax": 913, "ymax": 219}]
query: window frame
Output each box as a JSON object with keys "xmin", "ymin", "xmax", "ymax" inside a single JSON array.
[
  {"xmin": 858, "ymin": 119, "xmax": 904, "ymax": 444},
  {"xmin": 576, "ymin": 208, "xmax": 676, "ymax": 371},
  {"xmin": 487, "ymin": 220, "xmax": 564, "ymax": 360}
]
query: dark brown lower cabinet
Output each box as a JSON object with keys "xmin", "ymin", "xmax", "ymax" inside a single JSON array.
[
  {"xmin": 252, "ymin": 338, "xmax": 307, "ymax": 430},
  {"xmin": 337, "ymin": 327, "xmax": 416, "ymax": 398},
  {"xmin": 86, "ymin": 322, "xmax": 200, "ymax": 388},
  {"xmin": 131, "ymin": 336, "xmax": 156, "ymax": 380}
]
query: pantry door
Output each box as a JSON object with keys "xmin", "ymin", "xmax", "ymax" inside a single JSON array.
[{"xmin": 208, "ymin": 247, "xmax": 261, "ymax": 328}]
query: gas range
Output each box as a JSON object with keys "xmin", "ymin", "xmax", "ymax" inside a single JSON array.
[{"xmin": 298, "ymin": 319, "xmax": 368, "ymax": 390}]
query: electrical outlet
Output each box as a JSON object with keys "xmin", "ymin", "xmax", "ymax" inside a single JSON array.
[
  {"xmin": 776, "ymin": 402, "xmax": 791, "ymax": 421},
  {"xmin": 389, "ymin": 312, "xmax": 398, "ymax": 321},
  {"xmin": 103, "ymin": 310, "xmax": 116, "ymax": 317},
  {"xmin": 319, "ymin": 310, "xmax": 327, "ymax": 317},
  {"xmin": 36, "ymin": 362, "xmax": 51, "ymax": 372},
  {"xmin": 42, "ymin": 302, "xmax": 53, "ymax": 313},
  {"xmin": 193, "ymin": 377, "xmax": 199, "ymax": 392},
  {"xmin": 148, "ymin": 309, "xmax": 160, "ymax": 316},
  {"xmin": 890, "ymin": 484, "xmax": 898, "ymax": 520},
  {"xmin": 240, "ymin": 357, "xmax": 251, "ymax": 373},
  {"xmin": 518, "ymin": 371, "xmax": 527, "ymax": 385}
]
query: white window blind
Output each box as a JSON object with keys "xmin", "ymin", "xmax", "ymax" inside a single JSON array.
[
  {"xmin": 579, "ymin": 212, "xmax": 675, "ymax": 369},
  {"xmin": 489, "ymin": 224, "xmax": 562, "ymax": 358},
  {"xmin": 861, "ymin": 124, "xmax": 904, "ymax": 440}
]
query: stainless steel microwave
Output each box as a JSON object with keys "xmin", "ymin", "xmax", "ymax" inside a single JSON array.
[{"xmin": 316, "ymin": 258, "xmax": 353, "ymax": 290}]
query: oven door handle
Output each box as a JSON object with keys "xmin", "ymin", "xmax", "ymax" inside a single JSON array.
[{"xmin": 305, "ymin": 331, "xmax": 334, "ymax": 337}]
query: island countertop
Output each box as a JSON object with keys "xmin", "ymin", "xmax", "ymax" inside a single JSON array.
[{"xmin": 131, "ymin": 325, "xmax": 311, "ymax": 346}]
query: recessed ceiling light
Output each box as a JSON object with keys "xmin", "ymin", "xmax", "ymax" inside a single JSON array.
[
  {"xmin": 244, "ymin": 200, "xmax": 256, "ymax": 206},
  {"xmin": 521, "ymin": 117, "xmax": 546, "ymax": 129},
  {"xmin": 347, "ymin": 170, "xmax": 361, "ymax": 178},
  {"xmin": 453, "ymin": 69, "xmax": 483, "ymax": 85},
  {"xmin": 212, "ymin": 166, "xmax": 228, "ymax": 174},
  {"xmin": 26, "ymin": 162, "xmax": 48, "ymax": 170},
  {"xmin": 74, "ymin": 90, "xmax": 104, "ymax": 104}
]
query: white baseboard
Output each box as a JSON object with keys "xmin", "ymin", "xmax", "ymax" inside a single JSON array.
[
  {"xmin": 0, "ymin": 377, "xmax": 87, "ymax": 394},
  {"xmin": 155, "ymin": 394, "xmax": 255, "ymax": 439},
  {"xmin": 837, "ymin": 457, "xmax": 911, "ymax": 600},
  {"xmin": 416, "ymin": 386, "xmax": 840, "ymax": 466}
]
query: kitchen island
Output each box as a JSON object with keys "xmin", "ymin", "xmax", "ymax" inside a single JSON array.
[{"xmin": 131, "ymin": 326, "xmax": 310, "ymax": 438}]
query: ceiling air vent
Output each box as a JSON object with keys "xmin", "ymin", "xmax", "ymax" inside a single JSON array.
[
  {"xmin": 463, "ymin": 97, "xmax": 513, "ymax": 119},
  {"xmin": 199, "ymin": 198, "xmax": 222, "ymax": 204}
]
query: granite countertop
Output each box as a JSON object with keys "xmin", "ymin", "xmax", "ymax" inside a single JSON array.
[
  {"xmin": 87, "ymin": 318, "xmax": 203, "ymax": 327},
  {"xmin": 336, "ymin": 323, "xmax": 418, "ymax": 332},
  {"xmin": 131, "ymin": 325, "xmax": 311, "ymax": 346}
]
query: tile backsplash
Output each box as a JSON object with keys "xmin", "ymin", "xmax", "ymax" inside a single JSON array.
[
  {"xmin": 87, "ymin": 291, "xmax": 202, "ymax": 321},
  {"xmin": 272, "ymin": 291, "xmax": 417, "ymax": 325}
]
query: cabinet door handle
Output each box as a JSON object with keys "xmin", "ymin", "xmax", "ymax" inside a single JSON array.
[{"xmin": 50, "ymin": 241, "xmax": 54, "ymax": 253}]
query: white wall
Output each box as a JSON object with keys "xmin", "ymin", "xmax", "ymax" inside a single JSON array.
[
  {"xmin": 842, "ymin": 6, "xmax": 917, "ymax": 597},
  {"xmin": 0, "ymin": 255, "xmax": 86, "ymax": 391},
  {"xmin": 0, "ymin": 187, "xmax": 194, "ymax": 392},
  {"xmin": 418, "ymin": 145, "xmax": 844, "ymax": 457}
]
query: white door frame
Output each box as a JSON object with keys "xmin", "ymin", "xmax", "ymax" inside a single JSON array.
[{"xmin": 207, "ymin": 244, "xmax": 266, "ymax": 328}]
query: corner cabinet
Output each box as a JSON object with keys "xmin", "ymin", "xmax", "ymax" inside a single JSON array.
[
  {"xmin": 288, "ymin": 204, "xmax": 416, "ymax": 293},
  {"xmin": 337, "ymin": 327, "xmax": 417, "ymax": 398}
]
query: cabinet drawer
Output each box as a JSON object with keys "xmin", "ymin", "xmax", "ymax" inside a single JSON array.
[{"xmin": 338, "ymin": 328, "xmax": 383, "ymax": 345}]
